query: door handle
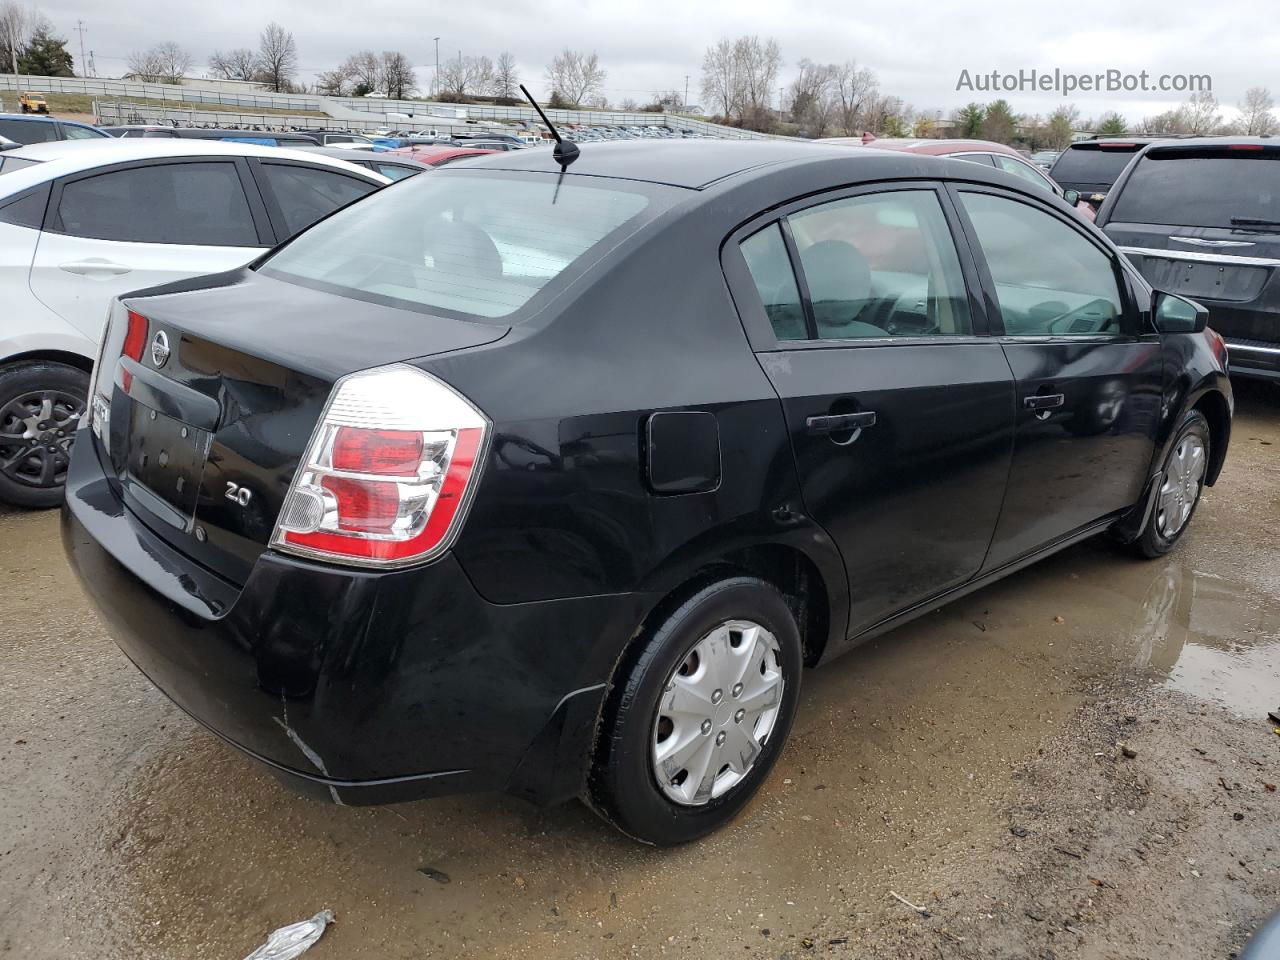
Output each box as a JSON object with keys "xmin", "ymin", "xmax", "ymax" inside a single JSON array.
[
  {"xmin": 1024, "ymin": 394, "xmax": 1065, "ymax": 411},
  {"xmin": 806, "ymin": 411, "xmax": 877, "ymax": 435},
  {"xmin": 59, "ymin": 259, "xmax": 132, "ymax": 278}
]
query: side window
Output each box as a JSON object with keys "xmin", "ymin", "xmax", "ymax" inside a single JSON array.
[
  {"xmin": 0, "ymin": 185, "xmax": 49, "ymax": 229},
  {"xmin": 992, "ymin": 155, "xmax": 1055, "ymax": 193},
  {"xmin": 960, "ymin": 191, "xmax": 1123, "ymax": 336},
  {"xmin": 951, "ymin": 153, "xmax": 997, "ymax": 167},
  {"xmin": 376, "ymin": 163, "xmax": 421, "ymax": 181},
  {"xmin": 54, "ymin": 162, "xmax": 259, "ymax": 246},
  {"xmin": 739, "ymin": 223, "xmax": 807, "ymax": 341},
  {"xmin": 0, "ymin": 118, "xmax": 57, "ymax": 143},
  {"xmin": 787, "ymin": 190, "xmax": 972, "ymax": 339},
  {"xmin": 61, "ymin": 124, "xmax": 104, "ymax": 140},
  {"xmin": 258, "ymin": 163, "xmax": 377, "ymax": 237}
]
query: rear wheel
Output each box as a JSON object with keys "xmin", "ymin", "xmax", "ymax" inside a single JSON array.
[
  {"xmin": 585, "ymin": 576, "xmax": 802, "ymax": 845},
  {"xmin": 0, "ymin": 362, "xmax": 89, "ymax": 509},
  {"xmin": 1133, "ymin": 409, "xmax": 1210, "ymax": 558}
]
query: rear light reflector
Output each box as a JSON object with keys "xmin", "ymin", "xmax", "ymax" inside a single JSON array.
[
  {"xmin": 1228, "ymin": 144, "xmax": 1266, "ymax": 151},
  {"xmin": 271, "ymin": 364, "xmax": 489, "ymax": 568}
]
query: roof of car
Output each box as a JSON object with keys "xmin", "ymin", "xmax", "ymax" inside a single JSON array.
[
  {"xmin": 0, "ymin": 112, "xmax": 100, "ymax": 129},
  {"xmin": 388, "ymin": 145, "xmax": 498, "ymax": 165},
  {"xmin": 458, "ymin": 138, "xmax": 888, "ymax": 189},
  {"xmin": 296, "ymin": 145, "xmax": 430, "ymax": 167},
  {"xmin": 0, "ymin": 137, "xmax": 390, "ymax": 196},
  {"xmin": 821, "ymin": 137, "xmax": 1024, "ymax": 157}
]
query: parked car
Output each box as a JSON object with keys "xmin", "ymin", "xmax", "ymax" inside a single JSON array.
[
  {"xmin": 0, "ymin": 113, "xmax": 108, "ymax": 144},
  {"xmin": 0, "ymin": 138, "xmax": 388, "ymax": 506},
  {"xmin": 825, "ymin": 137, "xmax": 1093, "ymax": 218},
  {"xmin": 295, "ymin": 145, "xmax": 431, "ymax": 181},
  {"xmin": 1048, "ymin": 138, "xmax": 1166, "ymax": 210},
  {"xmin": 1030, "ymin": 150, "xmax": 1060, "ymax": 170},
  {"xmin": 386, "ymin": 145, "xmax": 497, "ymax": 166},
  {"xmin": 296, "ymin": 130, "xmax": 376, "ymax": 148},
  {"xmin": 18, "ymin": 91, "xmax": 49, "ymax": 114},
  {"xmin": 98, "ymin": 126, "xmax": 323, "ymax": 148},
  {"xmin": 61, "ymin": 141, "xmax": 1231, "ymax": 845},
  {"xmin": 1096, "ymin": 137, "xmax": 1280, "ymax": 382}
]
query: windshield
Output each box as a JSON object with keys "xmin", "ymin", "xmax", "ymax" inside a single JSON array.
[
  {"xmin": 262, "ymin": 173, "xmax": 660, "ymax": 320},
  {"xmin": 0, "ymin": 118, "xmax": 57, "ymax": 145},
  {"xmin": 1109, "ymin": 153, "xmax": 1280, "ymax": 228},
  {"xmin": 1050, "ymin": 145, "xmax": 1143, "ymax": 186}
]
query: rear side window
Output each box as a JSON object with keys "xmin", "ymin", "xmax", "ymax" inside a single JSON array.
[
  {"xmin": 258, "ymin": 162, "xmax": 377, "ymax": 237},
  {"xmin": 960, "ymin": 192, "xmax": 1122, "ymax": 336},
  {"xmin": 54, "ymin": 161, "xmax": 259, "ymax": 246},
  {"xmin": 0, "ymin": 185, "xmax": 49, "ymax": 228},
  {"xmin": 262, "ymin": 173, "xmax": 656, "ymax": 320},
  {"xmin": 787, "ymin": 190, "xmax": 972, "ymax": 339},
  {"xmin": 1109, "ymin": 153, "xmax": 1280, "ymax": 228},
  {"xmin": 740, "ymin": 223, "xmax": 806, "ymax": 340},
  {"xmin": 0, "ymin": 118, "xmax": 57, "ymax": 144},
  {"xmin": 375, "ymin": 162, "xmax": 420, "ymax": 181},
  {"xmin": 992, "ymin": 155, "xmax": 1055, "ymax": 193},
  {"xmin": 1049, "ymin": 145, "xmax": 1142, "ymax": 186},
  {"xmin": 61, "ymin": 124, "xmax": 104, "ymax": 140},
  {"xmin": 0, "ymin": 156, "xmax": 41, "ymax": 175}
]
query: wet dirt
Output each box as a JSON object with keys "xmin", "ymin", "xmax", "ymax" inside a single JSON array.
[{"xmin": 2, "ymin": 383, "xmax": 1278, "ymax": 959}]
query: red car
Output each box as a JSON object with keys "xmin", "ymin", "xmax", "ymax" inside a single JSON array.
[
  {"xmin": 387, "ymin": 145, "xmax": 497, "ymax": 167},
  {"xmin": 822, "ymin": 136, "xmax": 1094, "ymax": 221}
]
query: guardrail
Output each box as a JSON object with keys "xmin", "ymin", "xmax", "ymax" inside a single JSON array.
[
  {"xmin": 91, "ymin": 100, "xmax": 433, "ymax": 133},
  {"xmin": 8, "ymin": 73, "xmax": 783, "ymax": 140}
]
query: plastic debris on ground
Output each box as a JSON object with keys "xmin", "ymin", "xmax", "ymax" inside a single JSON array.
[{"xmin": 243, "ymin": 910, "xmax": 335, "ymax": 960}]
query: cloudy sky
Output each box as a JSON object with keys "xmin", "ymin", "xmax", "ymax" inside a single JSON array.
[{"xmin": 34, "ymin": 0, "xmax": 1279, "ymax": 123}]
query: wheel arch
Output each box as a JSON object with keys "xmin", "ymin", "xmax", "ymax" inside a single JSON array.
[
  {"xmin": 1, "ymin": 349, "xmax": 95, "ymax": 375},
  {"xmin": 1191, "ymin": 388, "xmax": 1230, "ymax": 486}
]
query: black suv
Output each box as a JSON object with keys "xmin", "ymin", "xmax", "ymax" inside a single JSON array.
[
  {"xmin": 63, "ymin": 141, "xmax": 1232, "ymax": 845},
  {"xmin": 1049, "ymin": 138, "xmax": 1167, "ymax": 210},
  {"xmin": 1098, "ymin": 138, "xmax": 1280, "ymax": 382}
]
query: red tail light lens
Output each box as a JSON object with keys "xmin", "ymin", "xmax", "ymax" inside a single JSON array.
[
  {"xmin": 122, "ymin": 310, "xmax": 148, "ymax": 361},
  {"xmin": 271, "ymin": 365, "xmax": 489, "ymax": 568}
]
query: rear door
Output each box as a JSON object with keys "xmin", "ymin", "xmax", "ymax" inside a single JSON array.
[
  {"xmin": 725, "ymin": 183, "xmax": 1015, "ymax": 639},
  {"xmin": 952, "ymin": 185, "xmax": 1163, "ymax": 569},
  {"xmin": 29, "ymin": 158, "xmax": 271, "ymax": 340}
]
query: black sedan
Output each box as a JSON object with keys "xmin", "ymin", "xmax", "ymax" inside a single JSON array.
[{"xmin": 62, "ymin": 140, "xmax": 1232, "ymax": 845}]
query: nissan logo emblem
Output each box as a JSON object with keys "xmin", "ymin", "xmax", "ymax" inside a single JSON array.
[{"xmin": 151, "ymin": 330, "xmax": 171, "ymax": 368}]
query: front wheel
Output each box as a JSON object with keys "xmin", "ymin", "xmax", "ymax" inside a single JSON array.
[
  {"xmin": 585, "ymin": 576, "xmax": 803, "ymax": 845},
  {"xmin": 0, "ymin": 362, "xmax": 89, "ymax": 509},
  {"xmin": 1133, "ymin": 409, "xmax": 1210, "ymax": 558}
]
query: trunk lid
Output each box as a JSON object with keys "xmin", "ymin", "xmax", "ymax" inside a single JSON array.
[{"xmin": 97, "ymin": 270, "xmax": 508, "ymax": 584}]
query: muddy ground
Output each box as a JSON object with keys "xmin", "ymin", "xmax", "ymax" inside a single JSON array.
[{"xmin": 2, "ymin": 383, "xmax": 1278, "ymax": 960}]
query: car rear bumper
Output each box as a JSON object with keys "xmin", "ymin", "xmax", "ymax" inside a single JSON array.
[
  {"xmin": 61, "ymin": 426, "xmax": 654, "ymax": 805},
  {"xmin": 1225, "ymin": 338, "xmax": 1280, "ymax": 380}
]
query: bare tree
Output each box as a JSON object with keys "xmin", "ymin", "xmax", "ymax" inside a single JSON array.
[
  {"xmin": 832, "ymin": 61, "xmax": 878, "ymax": 136},
  {"xmin": 493, "ymin": 51, "xmax": 519, "ymax": 100},
  {"xmin": 437, "ymin": 54, "xmax": 484, "ymax": 101},
  {"xmin": 0, "ymin": 1, "xmax": 33, "ymax": 77},
  {"xmin": 1185, "ymin": 89, "xmax": 1221, "ymax": 135},
  {"xmin": 126, "ymin": 41, "xmax": 191, "ymax": 83},
  {"xmin": 208, "ymin": 47, "xmax": 257, "ymax": 82},
  {"xmin": 341, "ymin": 51, "xmax": 380, "ymax": 95},
  {"xmin": 470, "ymin": 54, "xmax": 495, "ymax": 97},
  {"xmin": 1239, "ymin": 86, "xmax": 1278, "ymax": 136},
  {"xmin": 544, "ymin": 48, "xmax": 606, "ymax": 107},
  {"xmin": 379, "ymin": 51, "xmax": 415, "ymax": 99},
  {"xmin": 700, "ymin": 36, "xmax": 781, "ymax": 128},
  {"xmin": 700, "ymin": 39, "xmax": 738, "ymax": 119},
  {"xmin": 256, "ymin": 22, "xmax": 296, "ymax": 93},
  {"xmin": 315, "ymin": 66, "xmax": 352, "ymax": 96}
]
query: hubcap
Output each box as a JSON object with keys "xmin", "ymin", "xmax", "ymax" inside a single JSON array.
[
  {"xmin": 651, "ymin": 619, "xmax": 785, "ymax": 806},
  {"xmin": 0, "ymin": 389, "xmax": 84, "ymax": 490},
  {"xmin": 1156, "ymin": 434, "xmax": 1206, "ymax": 538}
]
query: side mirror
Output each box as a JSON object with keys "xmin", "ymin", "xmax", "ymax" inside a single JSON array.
[
  {"xmin": 1062, "ymin": 188, "xmax": 1081, "ymax": 206},
  {"xmin": 1154, "ymin": 291, "xmax": 1209, "ymax": 334}
]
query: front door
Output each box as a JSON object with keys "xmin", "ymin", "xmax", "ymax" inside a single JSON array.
[
  {"xmin": 29, "ymin": 159, "xmax": 268, "ymax": 341},
  {"xmin": 951, "ymin": 186, "xmax": 1163, "ymax": 569},
  {"xmin": 730, "ymin": 185, "xmax": 1015, "ymax": 638}
]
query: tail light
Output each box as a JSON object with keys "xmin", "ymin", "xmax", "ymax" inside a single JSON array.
[
  {"xmin": 271, "ymin": 364, "xmax": 489, "ymax": 568},
  {"xmin": 89, "ymin": 305, "xmax": 149, "ymax": 445},
  {"xmin": 1204, "ymin": 326, "xmax": 1228, "ymax": 368}
]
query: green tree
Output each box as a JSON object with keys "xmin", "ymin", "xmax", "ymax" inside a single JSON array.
[
  {"xmin": 881, "ymin": 112, "xmax": 908, "ymax": 137},
  {"xmin": 957, "ymin": 101, "xmax": 985, "ymax": 137},
  {"xmin": 1045, "ymin": 105, "xmax": 1079, "ymax": 149},
  {"xmin": 980, "ymin": 99, "xmax": 1017, "ymax": 143},
  {"xmin": 15, "ymin": 22, "xmax": 74, "ymax": 77},
  {"xmin": 1097, "ymin": 111, "xmax": 1127, "ymax": 136}
]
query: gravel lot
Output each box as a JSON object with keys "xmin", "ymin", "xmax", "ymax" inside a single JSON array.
[{"xmin": 2, "ymin": 383, "xmax": 1278, "ymax": 960}]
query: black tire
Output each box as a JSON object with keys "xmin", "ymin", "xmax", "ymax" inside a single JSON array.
[
  {"xmin": 1132, "ymin": 409, "xmax": 1211, "ymax": 559},
  {"xmin": 0, "ymin": 361, "xmax": 89, "ymax": 509},
  {"xmin": 585, "ymin": 576, "xmax": 803, "ymax": 845}
]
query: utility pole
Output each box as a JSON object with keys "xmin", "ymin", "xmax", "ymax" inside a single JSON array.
[
  {"xmin": 683, "ymin": 75, "xmax": 688, "ymax": 112},
  {"xmin": 75, "ymin": 20, "xmax": 87, "ymax": 76},
  {"xmin": 433, "ymin": 37, "xmax": 440, "ymax": 98}
]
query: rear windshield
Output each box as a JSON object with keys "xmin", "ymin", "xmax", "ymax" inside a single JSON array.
[
  {"xmin": 1050, "ymin": 145, "xmax": 1143, "ymax": 186},
  {"xmin": 1109, "ymin": 153, "xmax": 1280, "ymax": 228},
  {"xmin": 262, "ymin": 173, "xmax": 658, "ymax": 320}
]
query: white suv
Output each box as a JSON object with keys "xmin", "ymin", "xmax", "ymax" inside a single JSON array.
[{"xmin": 0, "ymin": 138, "xmax": 388, "ymax": 506}]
